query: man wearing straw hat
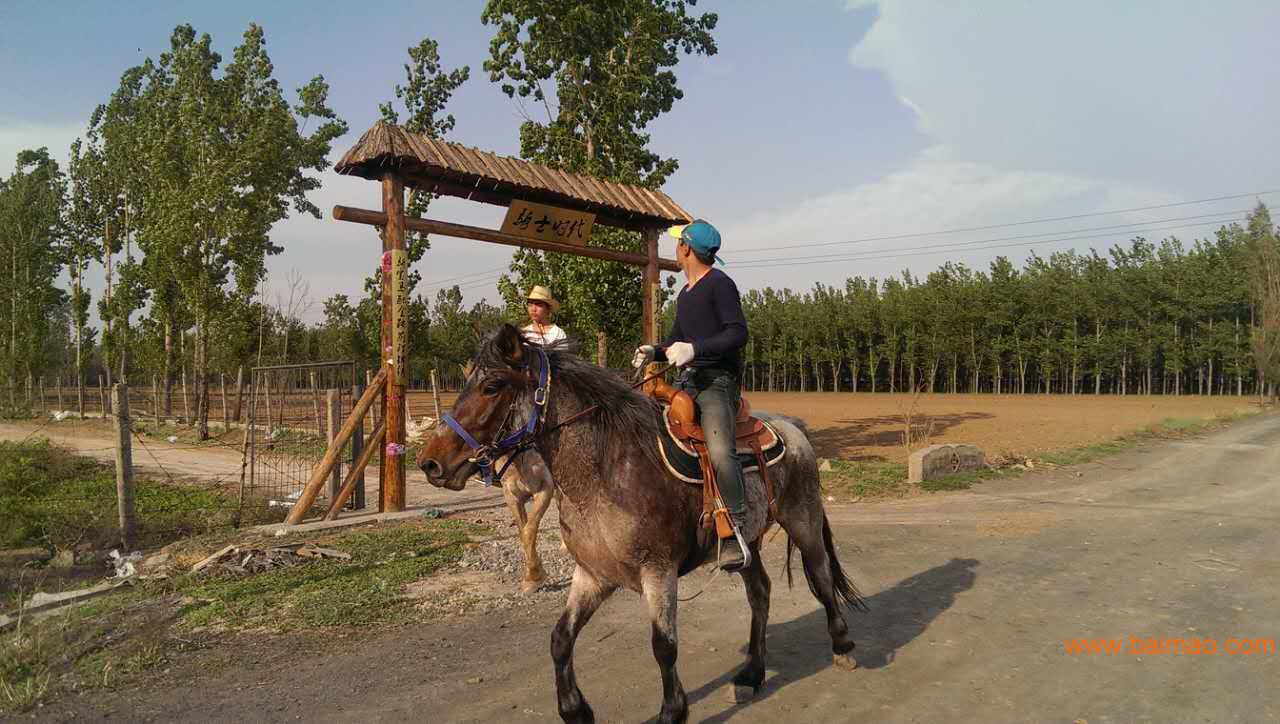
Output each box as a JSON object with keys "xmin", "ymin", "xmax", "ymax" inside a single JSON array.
[
  {"xmin": 631, "ymin": 219, "xmax": 752, "ymax": 572},
  {"xmin": 522, "ymin": 286, "xmax": 568, "ymax": 349}
]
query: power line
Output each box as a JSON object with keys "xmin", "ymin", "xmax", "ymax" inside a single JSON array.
[
  {"xmin": 731, "ymin": 188, "xmax": 1279, "ymax": 255},
  {"xmin": 730, "ymin": 211, "xmax": 1246, "ymax": 269},
  {"xmin": 731, "ymin": 216, "xmax": 1245, "ymax": 271}
]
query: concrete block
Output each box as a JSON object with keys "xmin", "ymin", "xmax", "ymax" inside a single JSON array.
[{"xmin": 908, "ymin": 444, "xmax": 986, "ymax": 484}]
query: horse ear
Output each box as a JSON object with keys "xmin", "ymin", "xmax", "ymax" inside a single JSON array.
[
  {"xmin": 494, "ymin": 324, "xmax": 525, "ymax": 367},
  {"xmin": 460, "ymin": 361, "xmax": 473, "ymax": 378}
]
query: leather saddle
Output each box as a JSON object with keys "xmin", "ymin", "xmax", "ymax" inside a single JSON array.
[{"xmin": 643, "ymin": 373, "xmax": 780, "ymax": 540}]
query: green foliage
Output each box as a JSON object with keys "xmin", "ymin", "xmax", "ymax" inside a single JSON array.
[
  {"xmin": 0, "ymin": 148, "xmax": 67, "ymax": 387},
  {"xmin": 484, "ymin": 0, "xmax": 717, "ymax": 360},
  {"xmin": 0, "ymin": 439, "xmax": 242, "ymax": 550},
  {"xmin": 739, "ymin": 209, "xmax": 1274, "ymax": 397},
  {"xmin": 176, "ymin": 520, "xmax": 483, "ymax": 630}
]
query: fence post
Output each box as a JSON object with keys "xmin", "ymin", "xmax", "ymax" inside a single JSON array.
[
  {"xmin": 351, "ymin": 383, "xmax": 366, "ymax": 510},
  {"xmin": 56, "ymin": 376, "xmax": 64, "ymax": 412},
  {"xmin": 430, "ymin": 368, "xmax": 442, "ymax": 420},
  {"xmin": 112, "ymin": 384, "xmax": 136, "ymax": 551},
  {"xmin": 234, "ymin": 365, "xmax": 244, "ymax": 422},
  {"xmin": 311, "ymin": 371, "xmax": 323, "ymax": 433},
  {"xmin": 38, "ymin": 376, "xmax": 46, "ymax": 414},
  {"xmin": 99, "ymin": 375, "xmax": 108, "ymax": 417},
  {"xmin": 327, "ymin": 389, "xmax": 342, "ymax": 502},
  {"xmin": 221, "ymin": 373, "xmax": 229, "ymax": 430},
  {"xmin": 152, "ymin": 375, "xmax": 161, "ymax": 428}
]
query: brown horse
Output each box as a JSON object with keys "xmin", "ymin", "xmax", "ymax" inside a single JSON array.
[{"xmin": 418, "ymin": 325, "xmax": 864, "ymax": 724}]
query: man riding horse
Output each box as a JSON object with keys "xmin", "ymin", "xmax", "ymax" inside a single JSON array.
[{"xmin": 633, "ymin": 219, "xmax": 753, "ymax": 572}]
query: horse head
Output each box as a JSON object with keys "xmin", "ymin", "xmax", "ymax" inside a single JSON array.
[{"xmin": 417, "ymin": 324, "xmax": 538, "ymax": 490}]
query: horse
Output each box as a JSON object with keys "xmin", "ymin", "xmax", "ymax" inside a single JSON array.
[{"xmin": 418, "ymin": 325, "xmax": 864, "ymax": 724}]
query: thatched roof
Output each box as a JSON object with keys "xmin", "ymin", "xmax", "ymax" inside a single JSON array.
[{"xmin": 335, "ymin": 122, "xmax": 692, "ymax": 231}]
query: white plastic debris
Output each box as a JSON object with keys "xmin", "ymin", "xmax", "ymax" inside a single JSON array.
[
  {"xmin": 50, "ymin": 410, "xmax": 73, "ymax": 421},
  {"xmin": 166, "ymin": 435, "xmax": 179, "ymax": 444},
  {"xmin": 107, "ymin": 549, "xmax": 142, "ymax": 579}
]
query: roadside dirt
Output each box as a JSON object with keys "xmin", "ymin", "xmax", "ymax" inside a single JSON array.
[{"xmin": 24, "ymin": 412, "xmax": 1280, "ymax": 723}]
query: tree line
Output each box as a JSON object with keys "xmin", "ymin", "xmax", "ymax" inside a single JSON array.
[{"xmin": 731, "ymin": 204, "xmax": 1280, "ymax": 398}]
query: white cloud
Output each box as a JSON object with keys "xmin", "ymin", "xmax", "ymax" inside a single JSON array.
[
  {"xmin": 0, "ymin": 121, "xmax": 83, "ymax": 176},
  {"xmin": 719, "ymin": 146, "xmax": 1185, "ymax": 291},
  {"xmin": 711, "ymin": 0, "xmax": 1280, "ymax": 292},
  {"xmin": 847, "ymin": 0, "xmax": 1280, "ymax": 192}
]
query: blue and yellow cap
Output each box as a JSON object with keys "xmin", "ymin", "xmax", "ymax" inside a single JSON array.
[{"xmin": 668, "ymin": 219, "xmax": 724, "ymax": 265}]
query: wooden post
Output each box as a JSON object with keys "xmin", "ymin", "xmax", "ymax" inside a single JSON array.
[
  {"xmin": 221, "ymin": 373, "xmax": 229, "ymax": 430},
  {"xmin": 381, "ymin": 173, "xmax": 407, "ymax": 513},
  {"xmin": 284, "ymin": 369, "xmax": 386, "ymax": 524},
  {"xmin": 112, "ymin": 384, "xmax": 136, "ymax": 551},
  {"xmin": 326, "ymin": 389, "xmax": 342, "ymax": 502},
  {"xmin": 351, "ymin": 383, "xmax": 366, "ymax": 510},
  {"xmin": 181, "ymin": 371, "xmax": 191, "ymax": 425},
  {"xmin": 430, "ymin": 369, "xmax": 442, "ymax": 420},
  {"xmin": 642, "ymin": 228, "xmax": 660, "ymax": 345},
  {"xmin": 38, "ymin": 376, "xmax": 46, "ymax": 414},
  {"xmin": 324, "ymin": 417, "xmax": 384, "ymax": 520},
  {"xmin": 55, "ymin": 376, "xmax": 64, "ymax": 412},
  {"xmin": 234, "ymin": 366, "xmax": 244, "ymax": 422},
  {"xmin": 99, "ymin": 375, "xmax": 108, "ymax": 417},
  {"xmin": 596, "ymin": 331, "xmax": 608, "ymax": 367},
  {"xmin": 263, "ymin": 372, "xmax": 273, "ymax": 434},
  {"xmin": 152, "ymin": 375, "xmax": 161, "ymax": 428},
  {"xmin": 310, "ymin": 371, "xmax": 323, "ymax": 434}
]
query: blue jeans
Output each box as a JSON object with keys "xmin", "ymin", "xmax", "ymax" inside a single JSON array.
[{"xmin": 676, "ymin": 369, "xmax": 747, "ymax": 522}]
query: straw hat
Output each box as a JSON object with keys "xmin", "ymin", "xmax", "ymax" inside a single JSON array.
[{"xmin": 525, "ymin": 285, "xmax": 560, "ymax": 313}]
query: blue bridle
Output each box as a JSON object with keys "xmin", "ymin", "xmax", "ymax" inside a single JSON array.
[{"xmin": 441, "ymin": 344, "xmax": 550, "ymax": 487}]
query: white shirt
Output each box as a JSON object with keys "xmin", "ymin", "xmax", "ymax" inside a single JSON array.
[{"xmin": 522, "ymin": 323, "xmax": 567, "ymax": 348}]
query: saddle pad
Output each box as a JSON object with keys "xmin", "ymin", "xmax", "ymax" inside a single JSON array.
[{"xmin": 657, "ymin": 409, "xmax": 786, "ymax": 485}]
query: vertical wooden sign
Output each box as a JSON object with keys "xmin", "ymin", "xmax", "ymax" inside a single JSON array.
[{"xmin": 389, "ymin": 249, "xmax": 409, "ymax": 381}]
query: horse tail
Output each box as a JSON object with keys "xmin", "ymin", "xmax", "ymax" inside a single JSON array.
[
  {"xmin": 821, "ymin": 512, "xmax": 868, "ymax": 611},
  {"xmin": 785, "ymin": 512, "xmax": 868, "ymax": 613}
]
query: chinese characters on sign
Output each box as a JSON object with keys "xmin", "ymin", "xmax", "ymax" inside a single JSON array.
[
  {"xmin": 389, "ymin": 249, "xmax": 409, "ymax": 384},
  {"xmin": 499, "ymin": 200, "xmax": 595, "ymax": 246}
]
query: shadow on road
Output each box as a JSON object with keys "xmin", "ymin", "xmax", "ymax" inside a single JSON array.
[{"xmin": 680, "ymin": 557, "xmax": 980, "ymax": 722}]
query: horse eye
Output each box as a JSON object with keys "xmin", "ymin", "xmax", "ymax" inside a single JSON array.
[{"xmin": 482, "ymin": 380, "xmax": 505, "ymax": 396}]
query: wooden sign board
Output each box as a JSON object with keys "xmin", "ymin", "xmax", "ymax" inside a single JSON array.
[
  {"xmin": 500, "ymin": 200, "xmax": 595, "ymax": 246},
  {"xmin": 389, "ymin": 249, "xmax": 409, "ymax": 381}
]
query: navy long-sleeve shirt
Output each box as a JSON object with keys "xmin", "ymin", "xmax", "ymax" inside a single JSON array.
[{"xmin": 655, "ymin": 268, "xmax": 748, "ymax": 376}]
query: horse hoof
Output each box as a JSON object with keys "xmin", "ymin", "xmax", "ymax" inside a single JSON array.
[
  {"xmin": 519, "ymin": 579, "xmax": 544, "ymax": 595},
  {"xmin": 728, "ymin": 683, "xmax": 759, "ymax": 703},
  {"xmin": 833, "ymin": 652, "xmax": 859, "ymax": 670}
]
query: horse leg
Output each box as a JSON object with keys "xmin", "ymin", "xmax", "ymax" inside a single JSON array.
[
  {"xmin": 731, "ymin": 541, "xmax": 770, "ymax": 701},
  {"xmin": 553, "ymin": 566, "xmax": 614, "ymax": 723},
  {"xmin": 500, "ymin": 470, "xmax": 538, "ymax": 594},
  {"xmin": 642, "ymin": 567, "xmax": 688, "ymax": 724},
  {"xmin": 785, "ymin": 511, "xmax": 858, "ymax": 669},
  {"xmin": 520, "ymin": 485, "xmax": 554, "ymax": 593}
]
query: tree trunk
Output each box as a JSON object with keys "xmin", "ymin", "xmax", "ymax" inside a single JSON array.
[
  {"xmin": 195, "ymin": 316, "xmax": 210, "ymax": 440},
  {"xmin": 163, "ymin": 318, "xmax": 174, "ymax": 418},
  {"xmin": 596, "ymin": 331, "xmax": 607, "ymax": 367}
]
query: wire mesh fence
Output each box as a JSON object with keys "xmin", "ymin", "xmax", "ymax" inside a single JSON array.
[{"xmin": 245, "ymin": 362, "xmax": 365, "ymax": 511}]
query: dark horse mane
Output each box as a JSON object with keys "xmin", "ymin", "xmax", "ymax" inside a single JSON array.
[{"xmin": 473, "ymin": 327, "xmax": 665, "ymax": 471}]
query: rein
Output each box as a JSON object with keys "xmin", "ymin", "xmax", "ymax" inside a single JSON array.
[{"xmin": 440, "ymin": 348, "xmax": 670, "ymax": 486}]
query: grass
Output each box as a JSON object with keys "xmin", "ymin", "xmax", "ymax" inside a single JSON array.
[
  {"xmin": 0, "ymin": 517, "xmax": 488, "ymax": 713},
  {"xmin": 174, "ymin": 519, "xmax": 485, "ymax": 631},
  {"xmin": 0, "ymin": 439, "xmax": 277, "ymax": 552},
  {"xmin": 820, "ymin": 408, "xmax": 1263, "ymax": 499}
]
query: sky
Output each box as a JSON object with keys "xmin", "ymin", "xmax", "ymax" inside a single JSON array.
[{"xmin": 3, "ymin": 0, "xmax": 1279, "ymax": 322}]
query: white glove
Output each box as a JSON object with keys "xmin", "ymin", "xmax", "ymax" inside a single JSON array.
[
  {"xmin": 632, "ymin": 345, "xmax": 656, "ymax": 369},
  {"xmin": 666, "ymin": 341, "xmax": 696, "ymax": 367}
]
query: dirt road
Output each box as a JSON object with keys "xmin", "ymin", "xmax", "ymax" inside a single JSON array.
[{"xmin": 29, "ymin": 412, "xmax": 1279, "ymax": 722}]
